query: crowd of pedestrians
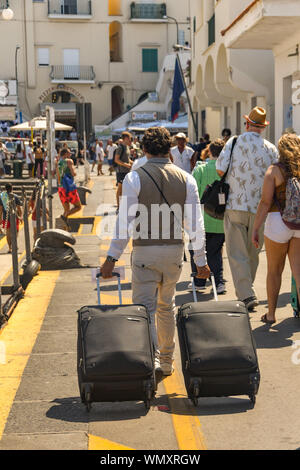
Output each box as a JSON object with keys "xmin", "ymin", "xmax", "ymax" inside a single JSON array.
[
  {"xmin": 1, "ymin": 106, "xmax": 299, "ymax": 348},
  {"xmin": 100, "ymin": 106, "xmax": 300, "ymax": 378}
]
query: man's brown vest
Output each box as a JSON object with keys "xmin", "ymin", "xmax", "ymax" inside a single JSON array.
[{"xmin": 133, "ymin": 158, "xmax": 187, "ymax": 246}]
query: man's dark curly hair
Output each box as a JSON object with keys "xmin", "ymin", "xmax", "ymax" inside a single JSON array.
[{"xmin": 141, "ymin": 127, "xmax": 172, "ymax": 156}]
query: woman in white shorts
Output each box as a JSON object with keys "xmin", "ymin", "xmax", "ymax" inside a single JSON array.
[{"xmin": 252, "ymin": 133, "xmax": 300, "ymax": 324}]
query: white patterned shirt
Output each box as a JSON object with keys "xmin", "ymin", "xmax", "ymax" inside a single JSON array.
[{"xmin": 216, "ymin": 132, "xmax": 279, "ymax": 213}]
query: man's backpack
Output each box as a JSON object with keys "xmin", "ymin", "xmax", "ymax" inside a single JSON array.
[{"xmin": 275, "ymin": 163, "xmax": 300, "ymax": 230}]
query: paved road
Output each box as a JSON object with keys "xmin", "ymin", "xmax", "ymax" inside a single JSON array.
[{"xmin": 0, "ymin": 164, "xmax": 299, "ymax": 450}]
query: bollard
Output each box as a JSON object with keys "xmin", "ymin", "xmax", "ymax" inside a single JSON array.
[{"xmin": 8, "ymin": 196, "xmax": 20, "ymax": 290}]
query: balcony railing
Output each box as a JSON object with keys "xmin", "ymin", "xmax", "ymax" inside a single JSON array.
[
  {"xmin": 50, "ymin": 65, "xmax": 95, "ymax": 82},
  {"xmin": 130, "ymin": 2, "xmax": 166, "ymax": 20},
  {"xmin": 208, "ymin": 14, "xmax": 215, "ymax": 46},
  {"xmin": 48, "ymin": 0, "xmax": 92, "ymax": 17}
]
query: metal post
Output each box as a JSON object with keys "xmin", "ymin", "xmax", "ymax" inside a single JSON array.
[
  {"xmin": 22, "ymin": 188, "xmax": 31, "ymax": 265},
  {"xmin": 46, "ymin": 106, "xmax": 55, "ymax": 228},
  {"xmin": 42, "ymin": 182, "xmax": 47, "ymax": 230},
  {"xmin": 176, "ymin": 52, "xmax": 198, "ymax": 142},
  {"xmin": 36, "ymin": 183, "xmax": 41, "ymax": 239},
  {"xmin": 9, "ymin": 196, "xmax": 20, "ymax": 290},
  {"xmin": 15, "ymin": 46, "xmax": 21, "ymax": 123}
]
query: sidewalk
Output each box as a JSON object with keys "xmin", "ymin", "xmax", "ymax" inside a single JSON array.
[{"xmin": 0, "ymin": 163, "xmax": 299, "ymax": 450}]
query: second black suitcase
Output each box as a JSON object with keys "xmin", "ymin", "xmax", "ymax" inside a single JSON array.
[
  {"xmin": 77, "ymin": 272, "xmax": 156, "ymax": 411},
  {"xmin": 177, "ymin": 276, "xmax": 260, "ymax": 407}
]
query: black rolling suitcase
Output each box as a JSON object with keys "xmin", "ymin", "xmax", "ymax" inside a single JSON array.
[
  {"xmin": 77, "ymin": 272, "xmax": 156, "ymax": 411},
  {"xmin": 177, "ymin": 275, "xmax": 260, "ymax": 407}
]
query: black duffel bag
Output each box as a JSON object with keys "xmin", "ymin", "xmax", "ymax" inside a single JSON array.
[{"xmin": 200, "ymin": 136, "xmax": 237, "ymax": 220}]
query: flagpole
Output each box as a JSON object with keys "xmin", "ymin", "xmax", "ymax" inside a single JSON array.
[{"xmin": 176, "ymin": 53, "xmax": 198, "ymax": 142}]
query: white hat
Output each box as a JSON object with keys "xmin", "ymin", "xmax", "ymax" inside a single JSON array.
[{"xmin": 175, "ymin": 132, "xmax": 187, "ymax": 139}]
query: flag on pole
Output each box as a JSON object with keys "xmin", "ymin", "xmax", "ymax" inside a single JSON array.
[{"xmin": 171, "ymin": 57, "xmax": 185, "ymax": 122}]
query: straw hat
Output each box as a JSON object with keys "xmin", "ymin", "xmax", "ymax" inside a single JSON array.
[{"xmin": 243, "ymin": 106, "xmax": 269, "ymax": 127}]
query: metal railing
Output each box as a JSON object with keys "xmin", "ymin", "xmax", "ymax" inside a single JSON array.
[
  {"xmin": 130, "ymin": 2, "xmax": 166, "ymax": 19},
  {"xmin": 48, "ymin": 0, "xmax": 92, "ymax": 16},
  {"xmin": 50, "ymin": 65, "xmax": 95, "ymax": 81},
  {"xmin": 0, "ymin": 180, "xmax": 48, "ymax": 326}
]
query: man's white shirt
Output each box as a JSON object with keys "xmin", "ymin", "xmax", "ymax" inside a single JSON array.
[
  {"xmin": 96, "ymin": 144, "xmax": 105, "ymax": 162},
  {"xmin": 106, "ymin": 144, "xmax": 117, "ymax": 161},
  {"xmin": 171, "ymin": 145, "xmax": 194, "ymax": 174},
  {"xmin": 216, "ymin": 133, "xmax": 279, "ymax": 213},
  {"xmin": 25, "ymin": 146, "xmax": 34, "ymax": 164},
  {"xmin": 131, "ymin": 155, "xmax": 148, "ymax": 171},
  {"xmin": 108, "ymin": 166, "xmax": 207, "ymax": 267}
]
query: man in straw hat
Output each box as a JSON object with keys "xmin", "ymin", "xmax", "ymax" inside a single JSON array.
[
  {"xmin": 216, "ymin": 106, "xmax": 279, "ymax": 311},
  {"xmin": 170, "ymin": 133, "xmax": 196, "ymax": 174}
]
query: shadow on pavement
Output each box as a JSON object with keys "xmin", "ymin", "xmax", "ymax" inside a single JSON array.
[
  {"xmin": 46, "ymin": 397, "xmax": 149, "ymax": 423},
  {"xmin": 156, "ymin": 393, "xmax": 253, "ymax": 416},
  {"xmin": 259, "ymin": 291, "xmax": 291, "ymax": 308},
  {"xmin": 253, "ymin": 317, "xmax": 300, "ymax": 349}
]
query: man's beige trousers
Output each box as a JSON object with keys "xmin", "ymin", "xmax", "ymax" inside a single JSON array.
[
  {"xmin": 131, "ymin": 244, "xmax": 184, "ymax": 365},
  {"xmin": 224, "ymin": 209, "xmax": 264, "ymax": 301}
]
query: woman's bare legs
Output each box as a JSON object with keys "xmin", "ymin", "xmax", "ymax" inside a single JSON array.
[
  {"xmin": 264, "ymin": 235, "xmax": 289, "ymax": 322},
  {"xmin": 288, "ymin": 237, "xmax": 300, "ymax": 306}
]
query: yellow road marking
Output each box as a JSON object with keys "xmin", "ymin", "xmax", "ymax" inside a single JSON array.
[
  {"xmin": 89, "ymin": 435, "xmax": 134, "ymax": 450},
  {"xmin": 163, "ymin": 369, "xmax": 207, "ymax": 450},
  {"xmin": 0, "ymin": 270, "xmax": 60, "ymax": 440},
  {"xmin": 89, "ymin": 188, "xmax": 207, "ymax": 451}
]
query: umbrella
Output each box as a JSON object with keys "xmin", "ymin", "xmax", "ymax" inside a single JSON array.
[{"xmin": 10, "ymin": 116, "xmax": 72, "ymax": 131}]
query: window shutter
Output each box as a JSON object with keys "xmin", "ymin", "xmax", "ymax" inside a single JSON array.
[
  {"xmin": 38, "ymin": 48, "xmax": 49, "ymax": 66},
  {"xmin": 142, "ymin": 49, "xmax": 158, "ymax": 72}
]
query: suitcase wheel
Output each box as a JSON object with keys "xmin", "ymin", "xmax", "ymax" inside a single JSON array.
[
  {"xmin": 249, "ymin": 393, "xmax": 256, "ymax": 408},
  {"xmin": 192, "ymin": 381, "xmax": 200, "ymax": 407},
  {"xmin": 191, "ymin": 397, "xmax": 198, "ymax": 407},
  {"xmin": 83, "ymin": 384, "xmax": 92, "ymax": 412},
  {"xmin": 144, "ymin": 384, "xmax": 154, "ymax": 411}
]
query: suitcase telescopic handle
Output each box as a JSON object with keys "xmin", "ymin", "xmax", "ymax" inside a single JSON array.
[
  {"xmin": 191, "ymin": 272, "xmax": 218, "ymax": 302},
  {"xmin": 96, "ymin": 271, "xmax": 122, "ymax": 305}
]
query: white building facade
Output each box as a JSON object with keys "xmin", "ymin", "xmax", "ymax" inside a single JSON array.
[
  {"xmin": 188, "ymin": 0, "xmax": 275, "ymax": 143},
  {"xmin": 0, "ymin": 0, "xmax": 191, "ymax": 132},
  {"xmin": 222, "ymin": 0, "xmax": 300, "ymax": 143}
]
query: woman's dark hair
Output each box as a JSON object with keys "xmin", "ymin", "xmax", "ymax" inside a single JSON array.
[
  {"xmin": 16, "ymin": 143, "xmax": 22, "ymax": 153},
  {"xmin": 141, "ymin": 127, "xmax": 172, "ymax": 156},
  {"xmin": 209, "ymin": 139, "xmax": 225, "ymax": 158}
]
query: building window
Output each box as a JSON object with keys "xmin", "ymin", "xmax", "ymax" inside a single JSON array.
[
  {"xmin": 38, "ymin": 48, "xmax": 49, "ymax": 66},
  {"xmin": 109, "ymin": 21, "xmax": 122, "ymax": 62},
  {"xmin": 142, "ymin": 49, "xmax": 158, "ymax": 73},
  {"xmin": 208, "ymin": 14, "xmax": 215, "ymax": 46}
]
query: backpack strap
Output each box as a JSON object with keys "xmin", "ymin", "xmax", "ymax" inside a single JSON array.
[{"xmin": 221, "ymin": 136, "xmax": 238, "ymax": 182}]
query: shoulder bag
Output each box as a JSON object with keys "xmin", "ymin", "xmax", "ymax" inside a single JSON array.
[{"xmin": 200, "ymin": 136, "xmax": 238, "ymax": 220}]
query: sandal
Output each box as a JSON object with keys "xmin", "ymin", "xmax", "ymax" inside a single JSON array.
[{"xmin": 261, "ymin": 313, "xmax": 275, "ymax": 325}]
